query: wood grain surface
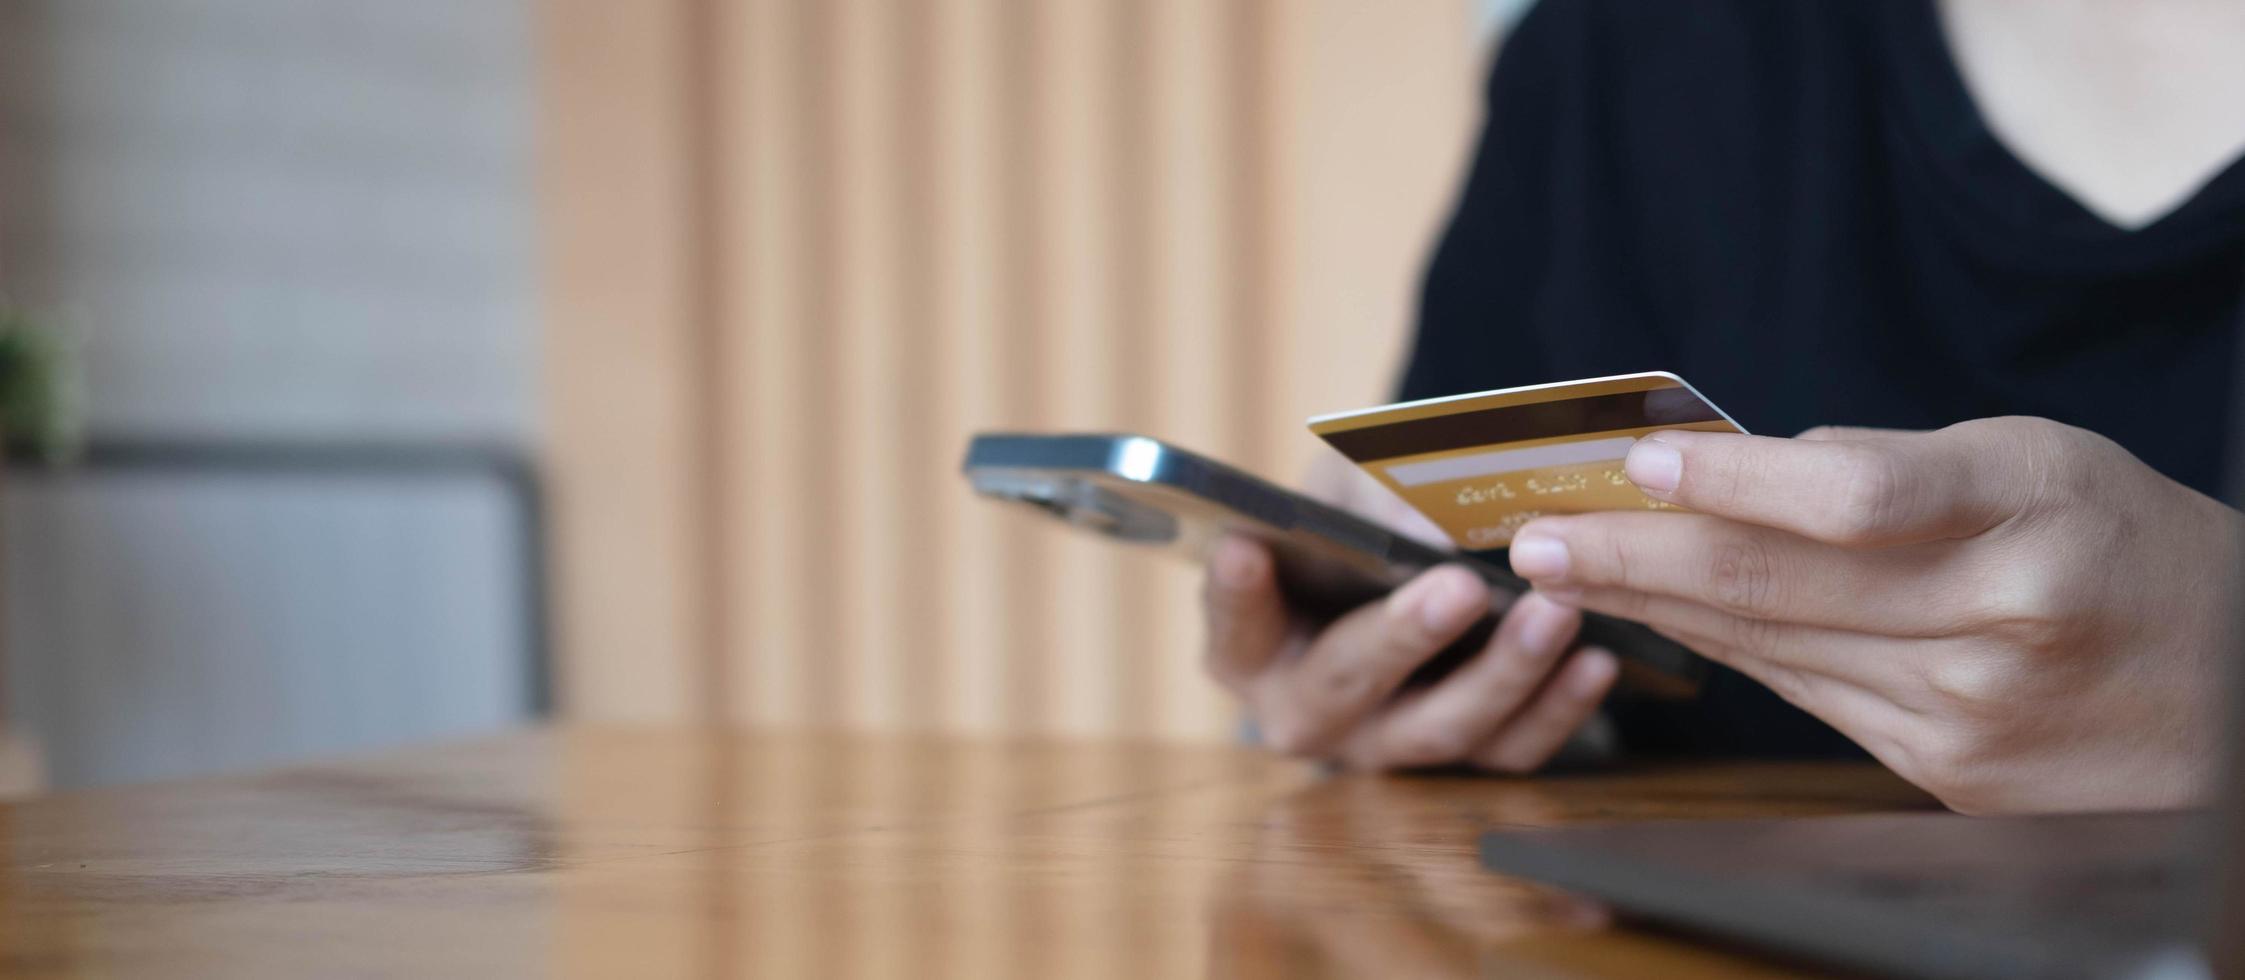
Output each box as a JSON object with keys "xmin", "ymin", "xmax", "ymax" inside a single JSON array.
[{"xmin": 0, "ymin": 727, "xmax": 1934, "ymax": 977}]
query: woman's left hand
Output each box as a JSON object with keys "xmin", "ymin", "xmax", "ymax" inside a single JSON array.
[{"xmin": 1505, "ymin": 417, "xmax": 2242, "ymax": 814}]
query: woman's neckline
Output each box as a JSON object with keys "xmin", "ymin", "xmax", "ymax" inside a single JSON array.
[{"xmin": 1885, "ymin": 0, "xmax": 2245, "ymax": 242}]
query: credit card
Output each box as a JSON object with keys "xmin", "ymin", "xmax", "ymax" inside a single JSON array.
[{"xmin": 1308, "ymin": 372, "xmax": 1745, "ymax": 550}]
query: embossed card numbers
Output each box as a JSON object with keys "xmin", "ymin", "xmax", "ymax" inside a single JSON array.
[{"xmin": 1309, "ymin": 372, "xmax": 1746, "ymax": 550}]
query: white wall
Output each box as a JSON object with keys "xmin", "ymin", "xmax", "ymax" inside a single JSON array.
[
  {"xmin": 0, "ymin": 0, "xmax": 538, "ymax": 787},
  {"xmin": 2, "ymin": 0, "xmax": 535, "ymax": 440}
]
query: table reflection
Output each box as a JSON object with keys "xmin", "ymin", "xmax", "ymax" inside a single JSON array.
[
  {"xmin": 0, "ymin": 728, "xmax": 1923, "ymax": 978},
  {"xmin": 1208, "ymin": 774, "xmax": 1607, "ymax": 980}
]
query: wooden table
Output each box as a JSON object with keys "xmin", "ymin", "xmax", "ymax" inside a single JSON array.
[{"xmin": 0, "ymin": 727, "xmax": 1934, "ymax": 977}]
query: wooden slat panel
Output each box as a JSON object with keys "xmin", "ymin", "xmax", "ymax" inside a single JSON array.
[
  {"xmin": 988, "ymin": 0, "xmax": 1056, "ymax": 735},
  {"xmin": 1146, "ymin": 0, "xmax": 1248, "ymax": 740},
  {"xmin": 1096, "ymin": 0, "xmax": 1163, "ymax": 737},
  {"xmin": 930, "ymin": 0, "xmax": 1009, "ymax": 734},
  {"xmin": 1037, "ymin": 0, "xmax": 1124, "ymax": 736},
  {"xmin": 1268, "ymin": 1, "xmax": 1480, "ymax": 481},
  {"xmin": 733, "ymin": 0, "xmax": 809, "ymax": 725},
  {"xmin": 886, "ymin": 0, "xmax": 950, "ymax": 735},
  {"xmin": 683, "ymin": 0, "xmax": 738, "ymax": 727},
  {"xmin": 539, "ymin": 0, "xmax": 700, "ymax": 722},
  {"xmin": 543, "ymin": 0, "xmax": 1482, "ymax": 739},
  {"xmin": 787, "ymin": 0, "xmax": 850, "ymax": 727},
  {"xmin": 830, "ymin": 0, "xmax": 905, "ymax": 729}
]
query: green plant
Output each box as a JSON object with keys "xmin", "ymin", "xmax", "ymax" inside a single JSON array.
[{"xmin": 0, "ymin": 305, "xmax": 78, "ymax": 463}]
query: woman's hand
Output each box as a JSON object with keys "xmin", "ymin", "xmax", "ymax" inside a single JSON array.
[
  {"xmin": 1200, "ymin": 455, "xmax": 1620, "ymax": 772},
  {"xmin": 1506, "ymin": 417, "xmax": 2241, "ymax": 814}
]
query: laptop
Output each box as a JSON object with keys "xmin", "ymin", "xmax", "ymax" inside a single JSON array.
[
  {"xmin": 1482, "ymin": 656, "xmax": 2235, "ymax": 980},
  {"xmin": 1479, "ymin": 807, "xmax": 2217, "ymax": 978},
  {"xmin": 1478, "ymin": 335, "xmax": 2245, "ymax": 978}
]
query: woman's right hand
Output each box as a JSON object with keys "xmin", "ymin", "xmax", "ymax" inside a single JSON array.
[{"xmin": 1199, "ymin": 454, "xmax": 1619, "ymax": 772}]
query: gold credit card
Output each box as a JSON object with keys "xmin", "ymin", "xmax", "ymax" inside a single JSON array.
[{"xmin": 1308, "ymin": 372, "xmax": 1745, "ymax": 550}]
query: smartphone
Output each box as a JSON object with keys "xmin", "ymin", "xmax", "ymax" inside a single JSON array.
[{"xmin": 962, "ymin": 432, "xmax": 1704, "ymax": 699}]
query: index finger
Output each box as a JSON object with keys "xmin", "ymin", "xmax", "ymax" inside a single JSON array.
[
  {"xmin": 1621, "ymin": 422, "xmax": 2035, "ymax": 547},
  {"xmin": 1201, "ymin": 535, "xmax": 1295, "ymax": 692}
]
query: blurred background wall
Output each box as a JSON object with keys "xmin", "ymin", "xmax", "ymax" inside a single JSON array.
[
  {"xmin": 543, "ymin": 0, "xmax": 1487, "ymax": 739},
  {"xmin": 0, "ymin": 0, "xmax": 541, "ymax": 787},
  {"xmin": 0, "ymin": 0, "xmax": 1496, "ymax": 789}
]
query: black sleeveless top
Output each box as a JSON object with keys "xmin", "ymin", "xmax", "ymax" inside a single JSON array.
[{"xmin": 1400, "ymin": 0, "xmax": 2245, "ymax": 757}]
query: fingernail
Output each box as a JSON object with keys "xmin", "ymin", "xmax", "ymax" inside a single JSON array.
[
  {"xmin": 1625, "ymin": 438, "xmax": 1682, "ymax": 495},
  {"xmin": 1509, "ymin": 533, "xmax": 1570, "ymax": 581},
  {"xmin": 1572, "ymin": 651, "xmax": 1618, "ymax": 695},
  {"xmin": 1535, "ymin": 584, "xmax": 1584, "ymax": 607},
  {"xmin": 1392, "ymin": 570, "xmax": 1484, "ymax": 633},
  {"xmin": 1515, "ymin": 594, "xmax": 1577, "ymax": 653},
  {"xmin": 1211, "ymin": 538, "xmax": 1262, "ymax": 588}
]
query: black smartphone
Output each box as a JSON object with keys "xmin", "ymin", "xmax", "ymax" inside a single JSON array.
[{"xmin": 962, "ymin": 432, "xmax": 1704, "ymax": 699}]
